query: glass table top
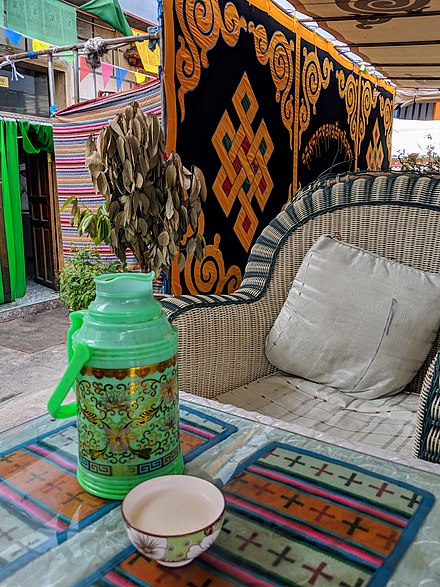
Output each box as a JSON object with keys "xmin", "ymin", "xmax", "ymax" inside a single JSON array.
[{"xmin": 1, "ymin": 395, "xmax": 439, "ymax": 587}]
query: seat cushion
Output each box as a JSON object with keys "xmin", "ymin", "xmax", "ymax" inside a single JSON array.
[
  {"xmin": 218, "ymin": 372, "xmax": 419, "ymax": 456},
  {"xmin": 265, "ymin": 235, "xmax": 440, "ymax": 399}
]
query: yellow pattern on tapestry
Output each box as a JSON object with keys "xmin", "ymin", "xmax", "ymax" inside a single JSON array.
[
  {"xmin": 336, "ymin": 70, "xmax": 358, "ymax": 145},
  {"xmin": 366, "ymin": 119, "xmax": 384, "ymax": 170},
  {"xmin": 358, "ymin": 78, "xmax": 378, "ymax": 149},
  {"xmin": 212, "ymin": 73, "xmax": 274, "ymax": 252},
  {"xmin": 249, "ymin": 23, "xmax": 294, "ymax": 146},
  {"xmin": 380, "ymin": 94, "xmax": 393, "ymax": 160},
  {"xmin": 302, "ymin": 123, "xmax": 353, "ymax": 170},
  {"xmin": 175, "ymin": 0, "xmax": 246, "ymax": 120},
  {"xmin": 299, "ymin": 48, "xmax": 333, "ymax": 148},
  {"xmin": 171, "ymin": 211, "xmax": 242, "ymax": 295},
  {"xmin": 183, "ymin": 234, "xmax": 242, "ymax": 294},
  {"xmin": 132, "ymin": 28, "xmax": 160, "ymax": 75}
]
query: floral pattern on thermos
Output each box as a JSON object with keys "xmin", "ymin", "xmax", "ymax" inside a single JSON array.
[{"xmin": 77, "ymin": 356, "xmax": 180, "ymax": 477}]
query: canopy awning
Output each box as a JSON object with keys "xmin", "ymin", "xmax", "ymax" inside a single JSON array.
[{"xmin": 284, "ymin": 1, "xmax": 440, "ymax": 89}]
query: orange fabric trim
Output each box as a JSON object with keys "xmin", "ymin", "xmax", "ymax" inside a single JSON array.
[
  {"xmin": 164, "ymin": 0, "xmax": 177, "ymax": 152},
  {"xmin": 180, "ymin": 431, "xmax": 205, "ymax": 453},
  {"xmin": 293, "ymin": 26, "xmax": 301, "ymax": 192}
]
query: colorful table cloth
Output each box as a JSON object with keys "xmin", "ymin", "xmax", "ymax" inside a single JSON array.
[{"xmin": 0, "ymin": 398, "xmax": 438, "ymax": 586}]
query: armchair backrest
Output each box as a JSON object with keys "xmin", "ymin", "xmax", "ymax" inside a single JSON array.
[{"xmin": 242, "ymin": 171, "xmax": 440, "ymax": 394}]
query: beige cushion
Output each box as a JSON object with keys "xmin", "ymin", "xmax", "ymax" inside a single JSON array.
[
  {"xmin": 265, "ymin": 235, "xmax": 440, "ymax": 399},
  {"xmin": 219, "ymin": 372, "xmax": 419, "ymax": 456}
]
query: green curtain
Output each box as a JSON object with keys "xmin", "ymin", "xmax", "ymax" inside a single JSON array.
[
  {"xmin": 81, "ymin": 0, "xmax": 132, "ymax": 36},
  {"xmin": 0, "ymin": 121, "xmax": 54, "ymax": 303},
  {"xmin": 19, "ymin": 121, "xmax": 54, "ymax": 154},
  {"xmin": 0, "ymin": 120, "xmax": 26, "ymax": 302}
]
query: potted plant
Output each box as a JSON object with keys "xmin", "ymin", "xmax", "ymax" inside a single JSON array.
[
  {"xmin": 59, "ymin": 245, "xmax": 127, "ymax": 311},
  {"xmin": 62, "ymin": 103, "xmax": 207, "ymax": 279}
]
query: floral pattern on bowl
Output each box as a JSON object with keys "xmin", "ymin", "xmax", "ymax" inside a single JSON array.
[
  {"xmin": 122, "ymin": 475, "xmax": 225, "ymax": 567},
  {"xmin": 126, "ymin": 517, "xmax": 224, "ymax": 566}
]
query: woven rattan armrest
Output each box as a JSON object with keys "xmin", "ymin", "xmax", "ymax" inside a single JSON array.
[
  {"xmin": 162, "ymin": 292, "xmax": 277, "ymax": 398},
  {"xmin": 162, "ymin": 171, "xmax": 440, "ymax": 464},
  {"xmin": 414, "ymin": 351, "xmax": 440, "ymax": 463}
]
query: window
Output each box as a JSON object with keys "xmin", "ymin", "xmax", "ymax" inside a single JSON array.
[{"xmin": 0, "ymin": 65, "xmax": 49, "ymax": 117}]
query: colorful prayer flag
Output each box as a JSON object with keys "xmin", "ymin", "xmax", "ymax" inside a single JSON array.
[
  {"xmin": 81, "ymin": 0, "xmax": 132, "ymax": 36},
  {"xmin": 32, "ymin": 39, "xmax": 51, "ymax": 51},
  {"xmin": 115, "ymin": 67, "xmax": 127, "ymax": 91},
  {"xmin": 4, "ymin": 28, "xmax": 23, "ymax": 46},
  {"xmin": 132, "ymin": 27, "xmax": 160, "ymax": 75},
  {"xmin": 101, "ymin": 62, "xmax": 114, "ymax": 89},
  {"xmin": 135, "ymin": 71, "xmax": 147, "ymax": 85},
  {"xmin": 80, "ymin": 56, "xmax": 92, "ymax": 83},
  {"xmin": 61, "ymin": 54, "xmax": 74, "ymax": 63}
]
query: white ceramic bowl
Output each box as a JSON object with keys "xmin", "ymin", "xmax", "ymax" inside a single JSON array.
[{"xmin": 121, "ymin": 474, "xmax": 225, "ymax": 567}]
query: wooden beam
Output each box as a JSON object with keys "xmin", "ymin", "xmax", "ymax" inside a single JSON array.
[
  {"xmin": 312, "ymin": 10, "xmax": 440, "ymax": 24},
  {"xmin": 0, "ymin": 32, "xmax": 159, "ymax": 64}
]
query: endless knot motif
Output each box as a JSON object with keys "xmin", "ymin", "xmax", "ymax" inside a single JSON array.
[
  {"xmin": 212, "ymin": 73, "xmax": 274, "ymax": 252},
  {"xmin": 366, "ymin": 119, "xmax": 384, "ymax": 170}
]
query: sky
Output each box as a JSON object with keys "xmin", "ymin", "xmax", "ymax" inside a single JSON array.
[
  {"xmin": 119, "ymin": 0, "xmax": 158, "ymax": 24},
  {"xmin": 118, "ymin": 0, "xmax": 302, "ymax": 26},
  {"xmin": 392, "ymin": 119, "xmax": 440, "ymax": 157}
]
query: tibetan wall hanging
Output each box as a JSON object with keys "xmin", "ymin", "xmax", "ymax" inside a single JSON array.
[{"xmin": 164, "ymin": 0, "xmax": 394, "ymax": 295}]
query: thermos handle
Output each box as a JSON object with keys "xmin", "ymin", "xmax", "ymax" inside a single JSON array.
[
  {"xmin": 48, "ymin": 310, "xmax": 92, "ymax": 419},
  {"xmin": 67, "ymin": 310, "xmax": 86, "ymax": 362}
]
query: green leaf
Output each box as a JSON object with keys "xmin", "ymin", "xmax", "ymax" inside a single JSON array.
[
  {"xmin": 74, "ymin": 205, "xmax": 80, "ymax": 227},
  {"xmin": 60, "ymin": 196, "xmax": 77, "ymax": 212},
  {"xmin": 80, "ymin": 213, "xmax": 95, "ymax": 234}
]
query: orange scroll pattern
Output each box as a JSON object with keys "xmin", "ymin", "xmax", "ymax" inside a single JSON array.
[
  {"xmin": 171, "ymin": 211, "xmax": 242, "ymax": 295},
  {"xmin": 336, "ymin": 70, "xmax": 358, "ymax": 146},
  {"xmin": 380, "ymin": 94, "xmax": 394, "ymax": 160},
  {"xmin": 358, "ymin": 78, "xmax": 378, "ymax": 150},
  {"xmin": 299, "ymin": 49, "xmax": 333, "ymax": 148},
  {"xmin": 212, "ymin": 72, "xmax": 274, "ymax": 252},
  {"xmin": 366, "ymin": 119, "xmax": 384, "ymax": 170},
  {"xmin": 183, "ymin": 233, "xmax": 242, "ymax": 294},
  {"xmin": 248, "ymin": 23, "xmax": 295, "ymax": 146},
  {"xmin": 175, "ymin": 0, "xmax": 247, "ymax": 120}
]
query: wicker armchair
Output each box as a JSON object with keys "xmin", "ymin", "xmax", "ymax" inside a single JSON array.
[{"xmin": 163, "ymin": 172, "xmax": 440, "ymax": 463}]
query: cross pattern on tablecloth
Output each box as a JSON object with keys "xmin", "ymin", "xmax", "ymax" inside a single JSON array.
[
  {"xmin": 71, "ymin": 441, "xmax": 434, "ymax": 587},
  {"xmin": 0, "ymin": 407, "xmax": 238, "ymax": 581},
  {"xmin": 258, "ymin": 447, "xmax": 425, "ymax": 515}
]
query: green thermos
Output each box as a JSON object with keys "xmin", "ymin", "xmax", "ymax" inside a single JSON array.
[{"xmin": 48, "ymin": 273, "xmax": 184, "ymax": 499}]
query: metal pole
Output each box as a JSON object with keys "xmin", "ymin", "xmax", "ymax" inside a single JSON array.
[
  {"xmin": 0, "ymin": 33, "xmax": 159, "ymax": 64},
  {"xmin": 73, "ymin": 48, "xmax": 80, "ymax": 103},
  {"xmin": 47, "ymin": 54, "xmax": 57, "ymax": 116},
  {"xmin": 92, "ymin": 69, "xmax": 98, "ymax": 99}
]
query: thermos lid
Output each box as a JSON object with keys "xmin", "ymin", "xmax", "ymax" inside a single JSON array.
[
  {"xmin": 95, "ymin": 272, "xmax": 154, "ymax": 297},
  {"xmin": 89, "ymin": 272, "xmax": 162, "ymax": 323},
  {"xmin": 69, "ymin": 272, "xmax": 178, "ymax": 362}
]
